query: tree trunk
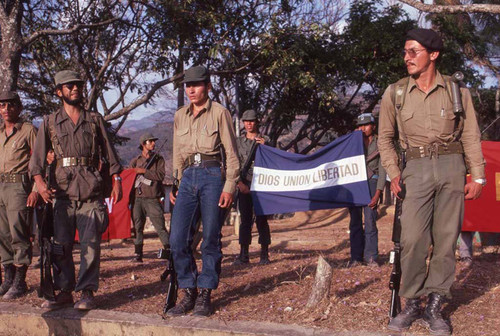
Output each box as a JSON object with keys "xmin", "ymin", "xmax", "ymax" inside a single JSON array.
[
  {"xmin": 306, "ymin": 255, "xmax": 333, "ymax": 308},
  {"xmin": 0, "ymin": 0, "xmax": 24, "ymax": 92}
]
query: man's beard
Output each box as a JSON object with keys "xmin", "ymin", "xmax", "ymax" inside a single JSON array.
[{"xmin": 62, "ymin": 95, "xmax": 82, "ymax": 106}]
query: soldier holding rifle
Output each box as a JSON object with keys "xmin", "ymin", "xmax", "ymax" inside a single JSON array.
[
  {"xmin": 0, "ymin": 91, "xmax": 38, "ymax": 300},
  {"xmin": 233, "ymin": 109, "xmax": 271, "ymax": 265},
  {"xmin": 378, "ymin": 29, "xmax": 485, "ymax": 335},
  {"xmin": 129, "ymin": 133, "xmax": 170, "ymax": 262},
  {"xmin": 30, "ymin": 70, "xmax": 123, "ymax": 310},
  {"xmin": 168, "ymin": 65, "xmax": 239, "ymax": 316}
]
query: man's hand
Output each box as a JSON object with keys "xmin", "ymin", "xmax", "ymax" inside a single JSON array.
[
  {"xmin": 26, "ymin": 191, "xmax": 39, "ymax": 207},
  {"xmin": 368, "ymin": 190, "xmax": 381, "ymax": 209},
  {"xmin": 134, "ymin": 167, "xmax": 146, "ymax": 174},
  {"xmin": 169, "ymin": 190, "xmax": 177, "ymax": 205},
  {"xmin": 390, "ymin": 175, "xmax": 403, "ymax": 199},
  {"xmin": 464, "ymin": 181, "xmax": 483, "ymax": 200},
  {"xmin": 34, "ymin": 176, "xmax": 54, "ymax": 203},
  {"xmin": 237, "ymin": 181, "xmax": 250, "ymax": 194},
  {"xmin": 111, "ymin": 180, "xmax": 123, "ymax": 204},
  {"xmin": 255, "ymin": 136, "xmax": 266, "ymax": 145},
  {"xmin": 218, "ymin": 191, "xmax": 233, "ymax": 208}
]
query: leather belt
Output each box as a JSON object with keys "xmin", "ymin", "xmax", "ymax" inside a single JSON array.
[
  {"xmin": 405, "ymin": 142, "xmax": 464, "ymax": 161},
  {"xmin": 0, "ymin": 173, "xmax": 28, "ymax": 183},
  {"xmin": 57, "ymin": 157, "xmax": 97, "ymax": 168},
  {"xmin": 184, "ymin": 153, "xmax": 221, "ymax": 168}
]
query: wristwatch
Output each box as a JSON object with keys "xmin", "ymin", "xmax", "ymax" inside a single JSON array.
[
  {"xmin": 474, "ymin": 178, "xmax": 486, "ymax": 186},
  {"xmin": 114, "ymin": 176, "xmax": 122, "ymax": 182}
]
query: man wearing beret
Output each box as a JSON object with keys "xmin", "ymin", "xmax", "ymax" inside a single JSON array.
[
  {"xmin": 0, "ymin": 91, "xmax": 38, "ymax": 299},
  {"xmin": 233, "ymin": 109, "xmax": 272, "ymax": 266},
  {"xmin": 378, "ymin": 29, "xmax": 485, "ymax": 334},
  {"xmin": 347, "ymin": 113, "xmax": 386, "ymax": 268},
  {"xmin": 29, "ymin": 70, "xmax": 123, "ymax": 310},
  {"xmin": 168, "ymin": 65, "xmax": 239, "ymax": 316},
  {"xmin": 129, "ymin": 132, "xmax": 169, "ymax": 262}
]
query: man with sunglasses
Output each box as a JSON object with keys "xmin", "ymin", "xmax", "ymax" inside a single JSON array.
[
  {"xmin": 0, "ymin": 91, "xmax": 38, "ymax": 300},
  {"xmin": 29, "ymin": 70, "xmax": 123, "ymax": 310},
  {"xmin": 129, "ymin": 133, "xmax": 169, "ymax": 262},
  {"xmin": 378, "ymin": 29, "xmax": 485, "ymax": 335}
]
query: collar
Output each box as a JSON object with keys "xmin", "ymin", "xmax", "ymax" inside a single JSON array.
[
  {"xmin": 186, "ymin": 98, "xmax": 212, "ymax": 116},
  {"xmin": 0, "ymin": 118, "xmax": 24, "ymax": 132},
  {"xmin": 408, "ymin": 70, "xmax": 445, "ymax": 93},
  {"xmin": 55, "ymin": 106, "xmax": 89, "ymax": 124}
]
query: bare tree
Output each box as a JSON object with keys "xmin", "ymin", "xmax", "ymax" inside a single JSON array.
[{"xmin": 399, "ymin": 0, "xmax": 500, "ymax": 14}]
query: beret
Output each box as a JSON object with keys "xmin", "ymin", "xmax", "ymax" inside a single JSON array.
[{"xmin": 406, "ymin": 28, "xmax": 443, "ymax": 51}]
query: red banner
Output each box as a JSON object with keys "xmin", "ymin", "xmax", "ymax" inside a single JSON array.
[{"xmin": 463, "ymin": 141, "xmax": 500, "ymax": 233}]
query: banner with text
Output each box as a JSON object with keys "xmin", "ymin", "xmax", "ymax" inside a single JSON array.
[{"xmin": 251, "ymin": 131, "xmax": 371, "ymax": 215}]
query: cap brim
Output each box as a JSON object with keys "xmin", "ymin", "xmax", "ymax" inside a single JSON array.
[
  {"xmin": 181, "ymin": 77, "xmax": 208, "ymax": 84},
  {"xmin": 57, "ymin": 79, "xmax": 85, "ymax": 85}
]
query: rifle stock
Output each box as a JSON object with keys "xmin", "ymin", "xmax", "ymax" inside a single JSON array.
[{"xmin": 158, "ymin": 247, "xmax": 177, "ymax": 313}]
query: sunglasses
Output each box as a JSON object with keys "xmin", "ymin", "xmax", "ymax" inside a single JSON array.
[
  {"xmin": 62, "ymin": 82, "xmax": 84, "ymax": 90},
  {"xmin": 401, "ymin": 48, "xmax": 427, "ymax": 58},
  {"xmin": 0, "ymin": 101, "xmax": 20, "ymax": 109}
]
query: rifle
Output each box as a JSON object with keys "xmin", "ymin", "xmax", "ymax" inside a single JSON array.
[
  {"xmin": 38, "ymin": 163, "xmax": 63, "ymax": 301},
  {"xmin": 158, "ymin": 247, "xmax": 177, "ymax": 313},
  {"xmin": 135, "ymin": 138, "xmax": 168, "ymax": 195},
  {"xmin": 240, "ymin": 139, "xmax": 259, "ymax": 185},
  {"xmin": 161, "ymin": 170, "xmax": 180, "ymax": 313},
  {"xmin": 388, "ymin": 151, "xmax": 406, "ymax": 319}
]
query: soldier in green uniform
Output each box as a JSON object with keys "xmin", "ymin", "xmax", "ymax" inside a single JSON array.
[
  {"xmin": 129, "ymin": 133, "xmax": 169, "ymax": 262},
  {"xmin": 30, "ymin": 70, "xmax": 123, "ymax": 310},
  {"xmin": 378, "ymin": 29, "xmax": 485, "ymax": 335},
  {"xmin": 0, "ymin": 91, "xmax": 38, "ymax": 299}
]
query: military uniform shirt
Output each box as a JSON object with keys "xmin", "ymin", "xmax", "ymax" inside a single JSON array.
[
  {"xmin": 130, "ymin": 154, "xmax": 165, "ymax": 198},
  {"xmin": 173, "ymin": 99, "xmax": 240, "ymax": 194},
  {"xmin": 365, "ymin": 134, "xmax": 387, "ymax": 191},
  {"xmin": 378, "ymin": 71, "xmax": 485, "ymax": 180},
  {"xmin": 0, "ymin": 119, "xmax": 37, "ymax": 175},
  {"xmin": 29, "ymin": 108, "xmax": 122, "ymax": 201},
  {"xmin": 236, "ymin": 133, "xmax": 270, "ymax": 183}
]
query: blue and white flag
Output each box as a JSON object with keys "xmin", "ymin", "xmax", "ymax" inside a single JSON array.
[{"xmin": 251, "ymin": 131, "xmax": 371, "ymax": 215}]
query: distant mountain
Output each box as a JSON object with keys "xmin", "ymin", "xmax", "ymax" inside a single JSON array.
[{"xmin": 118, "ymin": 109, "xmax": 175, "ymax": 134}]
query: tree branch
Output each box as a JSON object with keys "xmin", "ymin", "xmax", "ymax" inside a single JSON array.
[
  {"xmin": 23, "ymin": 17, "xmax": 120, "ymax": 47},
  {"xmin": 399, "ymin": 0, "xmax": 500, "ymax": 14}
]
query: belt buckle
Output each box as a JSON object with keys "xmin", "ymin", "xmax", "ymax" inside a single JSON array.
[
  {"xmin": 194, "ymin": 153, "xmax": 202, "ymax": 166},
  {"xmin": 62, "ymin": 157, "xmax": 71, "ymax": 167}
]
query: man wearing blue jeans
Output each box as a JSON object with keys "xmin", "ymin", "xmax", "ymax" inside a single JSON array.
[
  {"xmin": 348, "ymin": 113, "xmax": 387, "ymax": 267},
  {"xmin": 168, "ymin": 66, "xmax": 239, "ymax": 316}
]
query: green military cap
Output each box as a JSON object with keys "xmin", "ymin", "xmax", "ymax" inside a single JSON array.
[
  {"xmin": 182, "ymin": 65, "xmax": 210, "ymax": 83},
  {"xmin": 138, "ymin": 132, "xmax": 158, "ymax": 149},
  {"xmin": 241, "ymin": 109, "xmax": 258, "ymax": 121},
  {"xmin": 0, "ymin": 91, "xmax": 21, "ymax": 102},
  {"xmin": 356, "ymin": 113, "xmax": 375, "ymax": 126},
  {"xmin": 54, "ymin": 70, "xmax": 85, "ymax": 87}
]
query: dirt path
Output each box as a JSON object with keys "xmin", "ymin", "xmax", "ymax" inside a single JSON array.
[{"xmin": 18, "ymin": 205, "xmax": 500, "ymax": 335}]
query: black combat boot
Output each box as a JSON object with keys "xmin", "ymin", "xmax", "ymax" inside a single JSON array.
[
  {"xmin": 131, "ymin": 244, "xmax": 143, "ymax": 263},
  {"xmin": 423, "ymin": 293, "xmax": 452, "ymax": 335},
  {"xmin": 3, "ymin": 265, "xmax": 28, "ymax": 299},
  {"xmin": 166, "ymin": 288, "xmax": 198, "ymax": 316},
  {"xmin": 258, "ymin": 244, "xmax": 270, "ymax": 265},
  {"xmin": 0, "ymin": 264, "xmax": 16, "ymax": 295},
  {"xmin": 387, "ymin": 298, "xmax": 422, "ymax": 332},
  {"xmin": 232, "ymin": 244, "xmax": 249, "ymax": 265},
  {"xmin": 192, "ymin": 288, "xmax": 212, "ymax": 316}
]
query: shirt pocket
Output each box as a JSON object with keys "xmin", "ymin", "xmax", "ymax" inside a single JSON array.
[
  {"xmin": 9, "ymin": 138, "xmax": 28, "ymax": 162},
  {"xmin": 438, "ymin": 107, "xmax": 456, "ymax": 136},
  {"xmin": 400, "ymin": 108, "xmax": 417, "ymax": 136},
  {"xmin": 198, "ymin": 126, "xmax": 219, "ymax": 151},
  {"xmin": 176, "ymin": 127, "xmax": 190, "ymax": 146}
]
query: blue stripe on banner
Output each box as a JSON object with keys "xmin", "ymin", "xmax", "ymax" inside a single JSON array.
[{"xmin": 250, "ymin": 131, "xmax": 371, "ymax": 216}]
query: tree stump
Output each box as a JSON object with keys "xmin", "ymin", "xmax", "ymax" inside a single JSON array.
[{"xmin": 306, "ymin": 255, "xmax": 333, "ymax": 308}]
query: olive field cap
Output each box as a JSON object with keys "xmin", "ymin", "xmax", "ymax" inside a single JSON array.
[
  {"xmin": 241, "ymin": 109, "xmax": 258, "ymax": 121},
  {"xmin": 0, "ymin": 91, "xmax": 21, "ymax": 102},
  {"xmin": 406, "ymin": 28, "xmax": 443, "ymax": 51},
  {"xmin": 54, "ymin": 70, "xmax": 85, "ymax": 86},
  {"xmin": 356, "ymin": 113, "xmax": 375, "ymax": 126},
  {"xmin": 138, "ymin": 132, "xmax": 158, "ymax": 149},
  {"xmin": 182, "ymin": 66, "xmax": 210, "ymax": 83}
]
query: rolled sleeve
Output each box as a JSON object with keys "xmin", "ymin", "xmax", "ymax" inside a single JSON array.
[
  {"xmin": 378, "ymin": 87, "xmax": 401, "ymax": 180},
  {"xmin": 460, "ymin": 88, "xmax": 485, "ymax": 180},
  {"xmin": 219, "ymin": 109, "xmax": 240, "ymax": 194}
]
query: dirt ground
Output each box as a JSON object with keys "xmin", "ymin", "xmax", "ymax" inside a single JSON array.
[{"xmin": 18, "ymin": 205, "xmax": 500, "ymax": 335}]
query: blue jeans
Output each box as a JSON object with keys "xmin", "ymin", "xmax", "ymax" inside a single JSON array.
[
  {"xmin": 170, "ymin": 166, "xmax": 225, "ymax": 289},
  {"xmin": 348, "ymin": 178, "xmax": 379, "ymax": 262}
]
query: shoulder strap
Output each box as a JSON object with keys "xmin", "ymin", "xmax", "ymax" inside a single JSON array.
[
  {"xmin": 89, "ymin": 112, "xmax": 100, "ymax": 158},
  {"xmin": 47, "ymin": 113, "xmax": 64, "ymax": 157},
  {"xmin": 442, "ymin": 75, "xmax": 465, "ymax": 142},
  {"xmin": 390, "ymin": 77, "xmax": 410, "ymax": 148}
]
